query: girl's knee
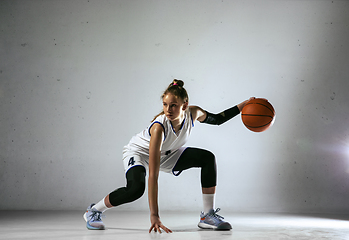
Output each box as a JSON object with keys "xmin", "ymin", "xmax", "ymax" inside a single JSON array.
[
  {"xmin": 128, "ymin": 180, "xmax": 145, "ymax": 201},
  {"xmin": 202, "ymin": 150, "xmax": 216, "ymax": 167}
]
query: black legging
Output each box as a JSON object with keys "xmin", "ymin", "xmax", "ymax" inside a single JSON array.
[{"xmin": 108, "ymin": 147, "xmax": 217, "ymax": 207}]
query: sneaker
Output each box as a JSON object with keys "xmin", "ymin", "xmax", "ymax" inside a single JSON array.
[
  {"xmin": 198, "ymin": 208, "xmax": 232, "ymax": 230},
  {"xmin": 83, "ymin": 204, "xmax": 105, "ymax": 230}
]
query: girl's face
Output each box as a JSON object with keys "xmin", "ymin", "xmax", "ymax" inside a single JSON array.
[{"xmin": 162, "ymin": 93, "xmax": 188, "ymax": 122}]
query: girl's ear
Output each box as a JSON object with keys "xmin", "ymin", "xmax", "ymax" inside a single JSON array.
[{"xmin": 182, "ymin": 102, "xmax": 189, "ymax": 111}]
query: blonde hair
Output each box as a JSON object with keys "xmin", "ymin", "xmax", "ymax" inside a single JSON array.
[{"xmin": 151, "ymin": 79, "xmax": 189, "ymax": 122}]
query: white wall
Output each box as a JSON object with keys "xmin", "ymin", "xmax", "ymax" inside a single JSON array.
[{"xmin": 1, "ymin": 0, "xmax": 349, "ymax": 213}]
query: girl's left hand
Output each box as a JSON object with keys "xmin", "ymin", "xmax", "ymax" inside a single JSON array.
[{"xmin": 237, "ymin": 97, "xmax": 255, "ymax": 111}]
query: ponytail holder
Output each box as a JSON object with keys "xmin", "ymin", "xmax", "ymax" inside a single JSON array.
[{"xmin": 173, "ymin": 83, "xmax": 178, "ymax": 86}]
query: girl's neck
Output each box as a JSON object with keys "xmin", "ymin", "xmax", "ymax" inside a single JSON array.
[{"xmin": 171, "ymin": 113, "xmax": 185, "ymax": 133}]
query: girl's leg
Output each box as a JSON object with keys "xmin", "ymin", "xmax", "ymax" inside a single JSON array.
[
  {"xmin": 173, "ymin": 147, "xmax": 232, "ymax": 230},
  {"xmin": 95, "ymin": 165, "xmax": 146, "ymax": 211},
  {"xmin": 173, "ymin": 147, "xmax": 217, "ymax": 213},
  {"xmin": 84, "ymin": 166, "xmax": 146, "ymax": 230},
  {"xmin": 108, "ymin": 165, "xmax": 146, "ymax": 207}
]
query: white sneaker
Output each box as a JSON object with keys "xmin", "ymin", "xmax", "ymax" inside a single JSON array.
[
  {"xmin": 198, "ymin": 208, "xmax": 232, "ymax": 230},
  {"xmin": 83, "ymin": 204, "xmax": 105, "ymax": 230}
]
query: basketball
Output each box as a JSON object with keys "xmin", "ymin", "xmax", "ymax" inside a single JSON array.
[{"xmin": 241, "ymin": 98, "xmax": 275, "ymax": 132}]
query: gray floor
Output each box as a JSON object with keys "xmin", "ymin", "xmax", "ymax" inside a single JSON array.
[{"xmin": 1, "ymin": 210, "xmax": 349, "ymax": 239}]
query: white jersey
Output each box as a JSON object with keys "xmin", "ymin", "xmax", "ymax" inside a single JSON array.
[{"xmin": 123, "ymin": 108, "xmax": 194, "ymax": 158}]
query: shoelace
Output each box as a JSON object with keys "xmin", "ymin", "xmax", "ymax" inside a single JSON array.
[
  {"xmin": 208, "ymin": 208, "xmax": 224, "ymax": 220},
  {"xmin": 90, "ymin": 210, "xmax": 105, "ymax": 221}
]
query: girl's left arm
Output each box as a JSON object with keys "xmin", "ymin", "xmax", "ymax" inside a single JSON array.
[{"xmin": 190, "ymin": 97, "xmax": 254, "ymax": 125}]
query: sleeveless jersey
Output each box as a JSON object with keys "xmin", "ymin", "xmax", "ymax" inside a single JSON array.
[{"xmin": 123, "ymin": 108, "xmax": 194, "ymax": 158}]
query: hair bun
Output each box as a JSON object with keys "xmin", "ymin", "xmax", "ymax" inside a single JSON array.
[{"xmin": 172, "ymin": 79, "xmax": 184, "ymax": 87}]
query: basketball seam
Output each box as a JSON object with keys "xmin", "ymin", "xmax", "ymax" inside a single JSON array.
[
  {"xmin": 241, "ymin": 114, "xmax": 273, "ymax": 118},
  {"xmin": 244, "ymin": 102, "xmax": 274, "ymax": 114}
]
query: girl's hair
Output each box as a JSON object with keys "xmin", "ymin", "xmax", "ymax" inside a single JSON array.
[{"xmin": 151, "ymin": 79, "xmax": 189, "ymax": 122}]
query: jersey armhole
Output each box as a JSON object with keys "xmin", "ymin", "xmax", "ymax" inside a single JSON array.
[
  {"xmin": 190, "ymin": 113, "xmax": 194, "ymax": 127},
  {"xmin": 148, "ymin": 121, "xmax": 166, "ymax": 141}
]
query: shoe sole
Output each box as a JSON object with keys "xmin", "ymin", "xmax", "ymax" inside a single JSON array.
[
  {"xmin": 198, "ymin": 222, "xmax": 217, "ymax": 229},
  {"xmin": 198, "ymin": 222, "xmax": 232, "ymax": 231}
]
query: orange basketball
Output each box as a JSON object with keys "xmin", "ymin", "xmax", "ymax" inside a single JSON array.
[{"xmin": 241, "ymin": 98, "xmax": 275, "ymax": 132}]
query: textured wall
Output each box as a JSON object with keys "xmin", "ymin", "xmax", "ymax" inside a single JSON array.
[{"xmin": 1, "ymin": 0, "xmax": 349, "ymax": 213}]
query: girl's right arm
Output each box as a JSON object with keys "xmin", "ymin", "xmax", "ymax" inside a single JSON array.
[{"xmin": 148, "ymin": 123, "xmax": 172, "ymax": 233}]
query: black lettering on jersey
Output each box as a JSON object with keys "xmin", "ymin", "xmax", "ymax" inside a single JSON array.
[
  {"xmin": 128, "ymin": 157, "xmax": 135, "ymax": 166},
  {"xmin": 165, "ymin": 150, "xmax": 171, "ymax": 156}
]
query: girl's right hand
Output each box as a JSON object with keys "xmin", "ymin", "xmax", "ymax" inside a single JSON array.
[{"xmin": 149, "ymin": 215, "xmax": 172, "ymax": 233}]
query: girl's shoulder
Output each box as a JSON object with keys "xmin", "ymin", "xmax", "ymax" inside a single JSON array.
[
  {"xmin": 189, "ymin": 105, "xmax": 206, "ymax": 122},
  {"xmin": 150, "ymin": 113, "xmax": 168, "ymax": 131},
  {"xmin": 151, "ymin": 112, "xmax": 166, "ymax": 124}
]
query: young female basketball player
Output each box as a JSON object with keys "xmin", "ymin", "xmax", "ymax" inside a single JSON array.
[{"xmin": 84, "ymin": 80, "xmax": 253, "ymax": 233}]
